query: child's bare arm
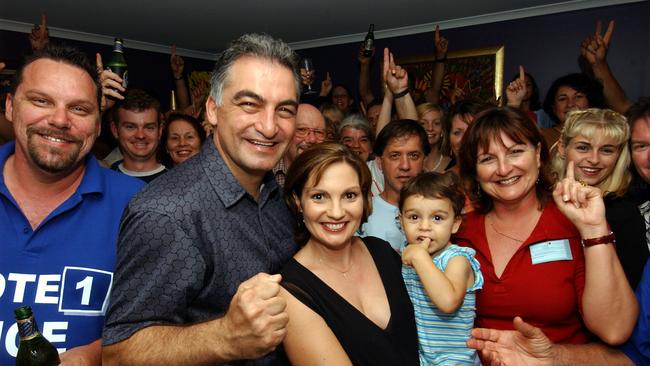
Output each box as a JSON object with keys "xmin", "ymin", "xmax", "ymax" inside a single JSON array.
[{"xmin": 403, "ymin": 242, "xmax": 473, "ymax": 313}]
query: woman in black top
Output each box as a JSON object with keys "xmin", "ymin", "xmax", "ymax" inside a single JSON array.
[{"xmin": 280, "ymin": 143, "xmax": 419, "ymax": 365}]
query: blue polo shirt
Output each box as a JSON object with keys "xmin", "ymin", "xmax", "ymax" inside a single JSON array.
[{"xmin": 0, "ymin": 141, "xmax": 143, "ymax": 364}]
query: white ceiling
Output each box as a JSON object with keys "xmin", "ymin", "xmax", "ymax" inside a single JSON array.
[{"xmin": 0, "ymin": 0, "xmax": 640, "ymax": 60}]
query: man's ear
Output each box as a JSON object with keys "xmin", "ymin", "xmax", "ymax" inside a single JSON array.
[
  {"xmin": 205, "ymin": 96, "xmax": 219, "ymax": 128},
  {"xmin": 110, "ymin": 120, "xmax": 119, "ymax": 140},
  {"xmin": 4, "ymin": 93, "xmax": 13, "ymax": 122}
]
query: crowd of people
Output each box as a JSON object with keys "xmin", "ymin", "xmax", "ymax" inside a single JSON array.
[{"xmin": 0, "ymin": 13, "xmax": 649, "ymax": 366}]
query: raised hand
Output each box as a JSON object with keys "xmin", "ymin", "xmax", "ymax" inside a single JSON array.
[
  {"xmin": 450, "ymin": 79, "xmax": 466, "ymax": 105},
  {"xmin": 506, "ymin": 65, "xmax": 528, "ymax": 108},
  {"xmin": 170, "ymin": 44, "xmax": 185, "ymax": 80},
  {"xmin": 552, "ymin": 160, "xmax": 608, "ymax": 239},
  {"xmin": 467, "ymin": 317, "xmax": 556, "ymax": 366},
  {"xmin": 29, "ymin": 13, "xmax": 49, "ymax": 51},
  {"xmin": 434, "ymin": 25, "xmax": 448, "ymax": 60},
  {"xmin": 96, "ymin": 53, "xmax": 125, "ymax": 111},
  {"xmin": 581, "ymin": 20, "xmax": 614, "ymax": 66},
  {"xmin": 320, "ymin": 72, "xmax": 332, "ymax": 97},
  {"xmin": 383, "ymin": 48, "xmax": 408, "ymax": 95},
  {"xmin": 222, "ymin": 273, "xmax": 289, "ymax": 359},
  {"xmin": 358, "ymin": 44, "xmax": 375, "ymax": 65}
]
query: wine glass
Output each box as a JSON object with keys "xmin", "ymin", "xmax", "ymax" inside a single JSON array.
[{"xmin": 302, "ymin": 58, "xmax": 317, "ymax": 94}]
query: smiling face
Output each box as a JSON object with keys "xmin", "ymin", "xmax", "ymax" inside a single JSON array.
[
  {"xmin": 559, "ymin": 132, "xmax": 621, "ymax": 187},
  {"xmin": 419, "ymin": 109, "xmax": 443, "ymax": 146},
  {"xmin": 340, "ymin": 127, "xmax": 371, "ymax": 162},
  {"xmin": 553, "ymin": 86, "xmax": 589, "ymax": 123},
  {"xmin": 378, "ymin": 134, "xmax": 425, "ymax": 202},
  {"xmin": 206, "ymin": 56, "xmax": 298, "ymax": 186},
  {"xmin": 286, "ymin": 104, "xmax": 326, "ymax": 164},
  {"xmin": 332, "ymin": 86, "xmax": 352, "ymax": 113},
  {"xmin": 166, "ymin": 119, "xmax": 202, "ymax": 165},
  {"xmin": 297, "ymin": 162, "xmax": 364, "ymax": 250},
  {"xmin": 113, "ymin": 108, "xmax": 161, "ymax": 165},
  {"xmin": 400, "ymin": 195, "xmax": 461, "ymax": 256},
  {"xmin": 476, "ymin": 132, "xmax": 541, "ymax": 206},
  {"xmin": 5, "ymin": 59, "xmax": 100, "ymax": 175}
]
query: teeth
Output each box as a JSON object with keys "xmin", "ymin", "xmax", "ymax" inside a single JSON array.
[
  {"xmin": 582, "ymin": 167, "xmax": 599, "ymax": 173},
  {"xmin": 324, "ymin": 223, "xmax": 344, "ymax": 230},
  {"xmin": 498, "ymin": 176, "xmax": 519, "ymax": 185},
  {"xmin": 43, "ymin": 135, "xmax": 66, "ymax": 143},
  {"xmin": 251, "ymin": 140, "xmax": 274, "ymax": 147}
]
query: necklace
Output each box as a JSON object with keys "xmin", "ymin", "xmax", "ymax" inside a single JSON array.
[
  {"xmin": 488, "ymin": 215, "xmax": 526, "ymax": 243},
  {"xmin": 318, "ymin": 257, "xmax": 354, "ymax": 279},
  {"xmin": 431, "ymin": 153, "xmax": 444, "ymax": 171}
]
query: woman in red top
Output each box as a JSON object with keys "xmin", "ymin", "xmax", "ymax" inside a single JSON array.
[{"xmin": 454, "ymin": 107, "xmax": 637, "ymax": 346}]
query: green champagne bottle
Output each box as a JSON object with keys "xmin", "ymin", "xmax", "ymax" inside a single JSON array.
[
  {"xmin": 14, "ymin": 306, "xmax": 60, "ymax": 366},
  {"xmin": 106, "ymin": 38, "xmax": 128, "ymax": 88}
]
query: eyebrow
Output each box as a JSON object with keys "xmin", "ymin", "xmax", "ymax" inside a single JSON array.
[
  {"xmin": 232, "ymin": 89, "xmax": 298, "ymax": 109},
  {"xmin": 25, "ymin": 90, "xmax": 96, "ymax": 108}
]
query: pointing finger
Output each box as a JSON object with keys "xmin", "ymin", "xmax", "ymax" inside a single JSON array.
[
  {"xmin": 519, "ymin": 65, "xmax": 525, "ymax": 81},
  {"xmin": 603, "ymin": 20, "xmax": 614, "ymax": 45}
]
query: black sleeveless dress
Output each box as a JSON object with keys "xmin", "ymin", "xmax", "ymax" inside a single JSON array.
[{"xmin": 280, "ymin": 236, "xmax": 420, "ymax": 366}]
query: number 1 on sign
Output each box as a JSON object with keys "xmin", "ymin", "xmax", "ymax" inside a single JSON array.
[{"xmin": 75, "ymin": 276, "xmax": 93, "ymax": 306}]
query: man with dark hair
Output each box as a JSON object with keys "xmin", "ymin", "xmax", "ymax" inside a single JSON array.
[
  {"xmin": 0, "ymin": 44, "xmax": 143, "ymax": 364},
  {"xmin": 110, "ymin": 89, "xmax": 167, "ymax": 182},
  {"xmin": 360, "ymin": 119, "xmax": 430, "ymax": 251},
  {"xmin": 102, "ymin": 33, "xmax": 301, "ymax": 365}
]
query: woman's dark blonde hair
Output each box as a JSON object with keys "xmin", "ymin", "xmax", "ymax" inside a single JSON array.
[
  {"xmin": 458, "ymin": 107, "xmax": 554, "ymax": 214},
  {"xmin": 552, "ymin": 108, "xmax": 631, "ymax": 197},
  {"xmin": 284, "ymin": 143, "xmax": 373, "ymax": 246}
]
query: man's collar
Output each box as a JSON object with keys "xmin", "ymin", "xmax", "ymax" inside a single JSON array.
[{"xmin": 200, "ymin": 142, "xmax": 280, "ymax": 208}]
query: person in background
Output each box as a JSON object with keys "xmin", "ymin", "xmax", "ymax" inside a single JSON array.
[
  {"xmin": 540, "ymin": 73, "xmax": 605, "ymax": 149},
  {"xmin": 400, "ymin": 171, "xmax": 483, "ymax": 365},
  {"xmin": 627, "ymin": 98, "xmax": 650, "ymax": 251},
  {"xmin": 456, "ymin": 107, "xmax": 637, "ymax": 354},
  {"xmin": 338, "ymin": 114, "xmax": 382, "ymax": 195},
  {"xmin": 102, "ymin": 33, "xmax": 301, "ymax": 365},
  {"xmin": 321, "ymin": 102, "xmax": 344, "ymax": 126},
  {"xmin": 0, "ymin": 44, "xmax": 143, "ymax": 365},
  {"xmin": 160, "ymin": 113, "xmax": 206, "ymax": 167},
  {"xmin": 417, "ymin": 102, "xmax": 451, "ymax": 172},
  {"xmin": 274, "ymin": 103, "xmax": 326, "ymax": 186},
  {"xmin": 280, "ymin": 143, "xmax": 419, "ymax": 365},
  {"xmin": 505, "ymin": 66, "xmax": 542, "ymax": 125},
  {"xmin": 332, "ymin": 84, "xmax": 356, "ymax": 116},
  {"xmin": 361, "ymin": 119, "xmax": 429, "ymax": 251},
  {"xmin": 441, "ymin": 100, "xmax": 484, "ymax": 173},
  {"xmin": 110, "ymin": 89, "xmax": 167, "ymax": 183},
  {"xmin": 552, "ymin": 108, "xmax": 649, "ymax": 288}
]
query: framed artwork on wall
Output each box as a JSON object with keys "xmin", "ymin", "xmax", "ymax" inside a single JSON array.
[{"xmin": 397, "ymin": 46, "xmax": 504, "ymax": 109}]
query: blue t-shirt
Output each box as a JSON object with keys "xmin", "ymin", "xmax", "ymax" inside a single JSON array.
[
  {"xmin": 620, "ymin": 258, "xmax": 650, "ymax": 364},
  {"xmin": 0, "ymin": 142, "xmax": 143, "ymax": 364}
]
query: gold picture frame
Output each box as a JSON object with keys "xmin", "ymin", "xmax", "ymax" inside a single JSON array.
[{"xmin": 397, "ymin": 46, "xmax": 504, "ymax": 108}]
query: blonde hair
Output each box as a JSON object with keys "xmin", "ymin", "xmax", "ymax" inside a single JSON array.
[{"xmin": 552, "ymin": 108, "xmax": 631, "ymax": 196}]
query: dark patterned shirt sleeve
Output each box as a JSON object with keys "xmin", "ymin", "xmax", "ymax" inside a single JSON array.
[{"xmin": 102, "ymin": 208, "xmax": 207, "ymax": 345}]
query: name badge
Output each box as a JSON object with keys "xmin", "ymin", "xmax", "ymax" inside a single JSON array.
[{"xmin": 529, "ymin": 239, "xmax": 573, "ymax": 264}]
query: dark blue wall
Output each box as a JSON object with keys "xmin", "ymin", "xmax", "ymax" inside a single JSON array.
[
  {"xmin": 296, "ymin": 2, "xmax": 650, "ymax": 105},
  {"xmin": 2, "ymin": 2, "xmax": 648, "ymax": 108},
  {"xmin": 0, "ymin": 30, "xmax": 214, "ymax": 110}
]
